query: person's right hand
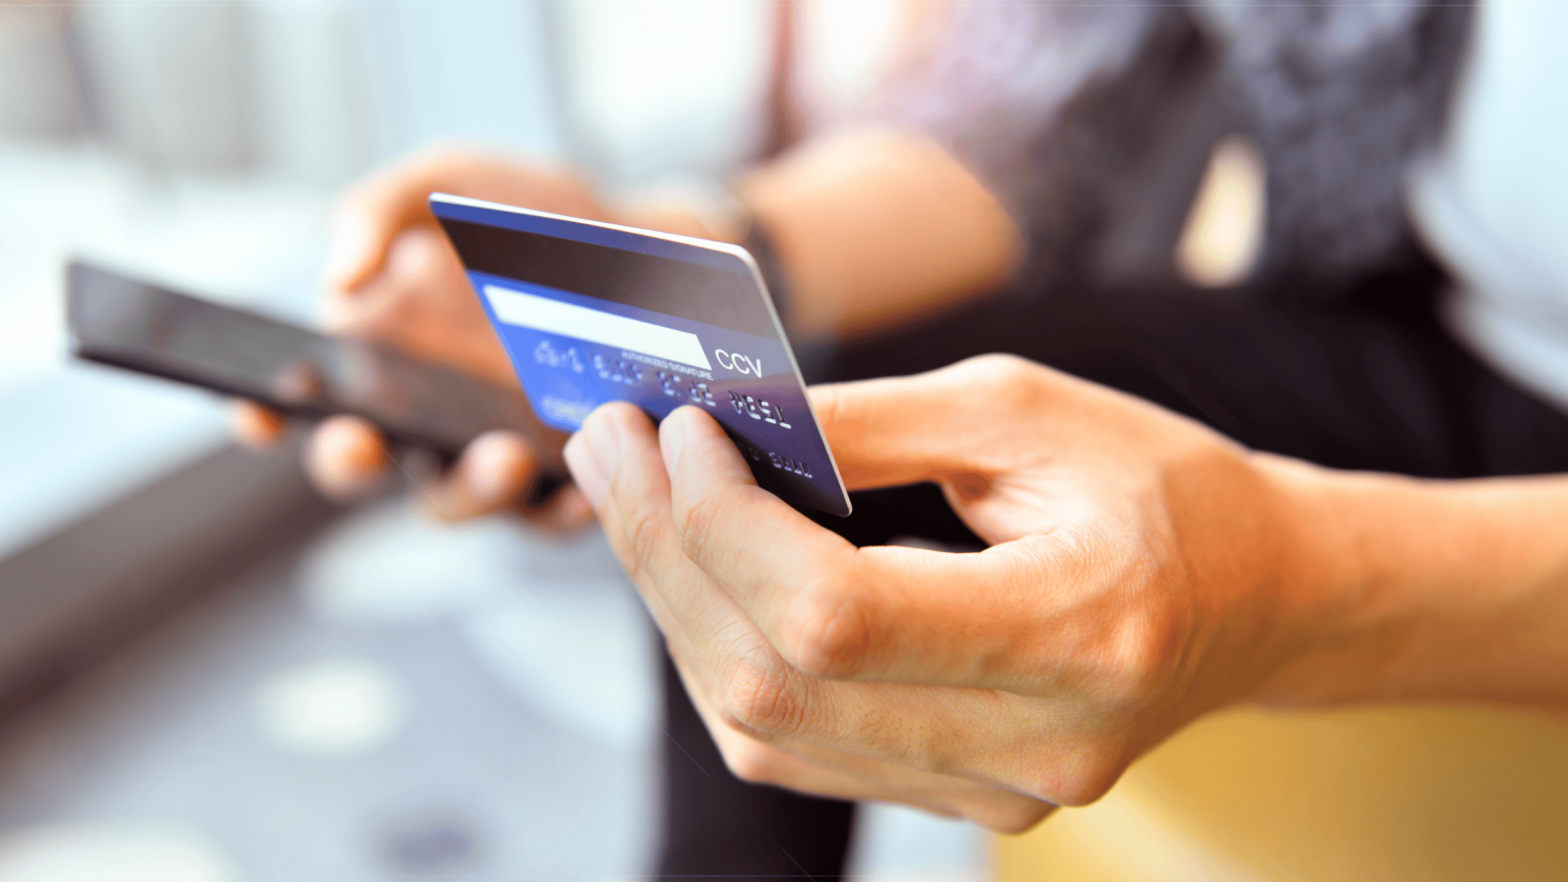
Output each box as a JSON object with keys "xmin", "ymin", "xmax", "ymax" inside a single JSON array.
[{"xmin": 234, "ymin": 147, "xmax": 613, "ymax": 528}]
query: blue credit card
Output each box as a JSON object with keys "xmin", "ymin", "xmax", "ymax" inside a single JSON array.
[{"xmin": 430, "ymin": 193, "xmax": 851, "ymax": 517}]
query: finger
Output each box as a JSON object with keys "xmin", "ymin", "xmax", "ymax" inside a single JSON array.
[
  {"xmin": 324, "ymin": 149, "xmax": 605, "ymax": 294},
  {"xmin": 564, "ymin": 403, "xmax": 817, "ymax": 732},
  {"xmin": 563, "ymin": 403, "xmax": 738, "ymax": 644},
  {"xmin": 808, "ymin": 354, "xmax": 1049, "ymax": 491},
  {"xmin": 304, "ymin": 415, "xmax": 392, "ymax": 501},
  {"xmin": 661, "ymin": 404, "xmax": 1081, "ymax": 694},
  {"xmin": 420, "ymin": 430, "xmax": 538, "ymax": 522},
  {"xmin": 231, "ymin": 400, "xmax": 287, "ymax": 449},
  {"xmin": 576, "ymin": 406, "xmax": 1075, "ymax": 803},
  {"xmin": 324, "ymin": 156, "xmax": 454, "ymax": 292},
  {"xmin": 668, "ymin": 643, "xmax": 1057, "ymax": 833},
  {"xmin": 563, "ymin": 403, "xmax": 792, "ymax": 744},
  {"xmin": 320, "ymin": 226, "xmax": 444, "ymax": 335}
]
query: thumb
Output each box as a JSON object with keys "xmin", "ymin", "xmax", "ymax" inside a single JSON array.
[
  {"xmin": 808, "ymin": 360, "xmax": 1005, "ymax": 492},
  {"xmin": 323, "ymin": 211, "xmax": 388, "ymax": 293},
  {"xmin": 322, "ymin": 157, "xmax": 452, "ymax": 292},
  {"xmin": 323, "ymin": 196, "xmax": 430, "ymax": 294}
]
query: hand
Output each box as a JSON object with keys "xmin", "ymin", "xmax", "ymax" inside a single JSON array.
[
  {"xmin": 562, "ymin": 354, "xmax": 1330, "ymax": 830},
  {"xmin": 235, "ymin": 147, "xmax": 614, "ymax": 526}
]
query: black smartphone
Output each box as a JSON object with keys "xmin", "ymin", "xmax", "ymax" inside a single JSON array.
[{"xmin": 65, "ymin": 260, "xmax": 569, "ymax": 479}]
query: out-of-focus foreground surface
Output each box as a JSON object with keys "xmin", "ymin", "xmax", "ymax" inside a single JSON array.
[
  {"xmin": 0, "ymin": 3, "xmax": 986, "ymax": 880},
  {"xmin": 997, "ymin": 706, "xmax": 1568, "ymax": 881}
]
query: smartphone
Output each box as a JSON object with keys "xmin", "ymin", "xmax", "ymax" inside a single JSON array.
[
  {"xmin": 430, "ymin": 194, "xmax": 852, "ymax": 517},
  {"xmin": 65, "ymin": 260, "xmax": 568, "ymax": 476}
]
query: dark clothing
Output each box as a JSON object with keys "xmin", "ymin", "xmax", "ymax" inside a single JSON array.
[{"xmin": 836, "ymin": 260, "xmax": 1568, "ymax": 484}]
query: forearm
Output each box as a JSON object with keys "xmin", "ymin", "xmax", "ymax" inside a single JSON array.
[
  {"xmin": 1258, "ymin": 455, "xmax": 1568, "ymax": 710},
  {"xmin": 624, "ymin": 129, "xmax": 1019, "ymax": 341},
  {"xmin": 736, "ymin": 129, "xmax": 1021, "ymax": 340}
]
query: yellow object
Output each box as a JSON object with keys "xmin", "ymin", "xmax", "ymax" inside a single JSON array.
[{"xmin": 995, "ymin": 706, "xmax": 1568, "ymax": 881}]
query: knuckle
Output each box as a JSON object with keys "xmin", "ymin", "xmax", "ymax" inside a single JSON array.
[
  {"xmin": 717, "ymin": 739, "xmax": 783, "ymax": 785},
  {"xmin": 674, "ymin": 485, "xmax": 725, "ymax": 566},
  {"xmin": 1033, "ymin": 748, "xmax": 1126, "ymax": 808},
  {"xmin": 1041, "ymin": 535, "xmax": 1189, "ymax": 706},
  {"xmin": 1097, "ymin": 575, "xmax": 1191, "ymax": 702},
  {"xmin": 1110, "ymin": 618, "xmax": 1181, "ymax": 697},
  {"xmin": 970, "ymin": 799, "xmax": 1056, "ymax": 835},
  {"xmin": 607, "ymin": 478, "xmax": 668, "ymax": 580},
  {"xmin": 953, "ymin": 354, "xmax": 1048, "ymax": 411},
  {"xmin": 1055, "ymin": 767, "xmax": 1120, "ymax": 808},
  {"xmin": 619, "ymin": 494, "xmax": 667, "ymax": 580},
  {"xmin": 721, "ymin": 658, "xmax": 806, "ymax": 739},
  {"xmin": 970, "ymin": 353, "xmax": 1033, "ymax": 384},
  {"xmin": 778, "ymin": 576, "xmax": 872, "ymax": 679}
]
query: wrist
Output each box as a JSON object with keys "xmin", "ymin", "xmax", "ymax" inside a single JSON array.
[
  {"xmin": 1241, "ymin": 454, "xmax": 1403, "ymax": 708},
  {"xmin": 1246, "ymin": 457, "xmax": 1568, "ymax": 710}
]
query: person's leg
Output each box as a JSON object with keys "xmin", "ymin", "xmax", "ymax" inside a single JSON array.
[{"xmin": 833, "ymin": 257, "xmax": 1568, "ymax": 480}]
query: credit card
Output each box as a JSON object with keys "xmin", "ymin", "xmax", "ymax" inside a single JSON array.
[{"xmin": 430, "ymin": 193, "xmax": 851, "ymax": 517}]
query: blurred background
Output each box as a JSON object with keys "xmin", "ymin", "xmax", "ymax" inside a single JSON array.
[
  {"xmin": 0, "ymin": 1, "xmax": 990, "ymax": 879},
  {"xmin": 9, "ymin": 3, "xmax": 1568, "ymax": 881}
]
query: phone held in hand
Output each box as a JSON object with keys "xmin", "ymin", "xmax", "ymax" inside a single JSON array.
[
  {"xmin": 430, "ymin": 194, "xmax": 851, "ymax": 517},
  {"xmin": 65, "ymin": 260, "xmax": 568, "ymax": 472}
]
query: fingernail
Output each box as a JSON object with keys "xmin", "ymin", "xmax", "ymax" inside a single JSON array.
[
  {"xmin": 468, "ymin": 433, "xmax": 521, "ymax": 506},
  {"xmin": 564, "ymin": 418, "xmax": 621, "ymax": 508}
]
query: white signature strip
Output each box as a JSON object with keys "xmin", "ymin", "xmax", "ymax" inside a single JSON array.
[{"xmin": 483, "ymin": 284, "xmax": 712, "ymax": 371}]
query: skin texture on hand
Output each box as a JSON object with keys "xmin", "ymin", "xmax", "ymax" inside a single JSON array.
[
  {"xmin": 561, "ymin": 355, "xmax": 1308, "ymax": 827},
  {"xmin": 562, "ymin": 354, "xmax": 1568, "ymax": 830}
]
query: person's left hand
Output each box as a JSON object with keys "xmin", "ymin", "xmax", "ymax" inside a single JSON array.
[{"xmin": 562, "ymin": 355, "xmax": 1331, "ymax": 831}]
